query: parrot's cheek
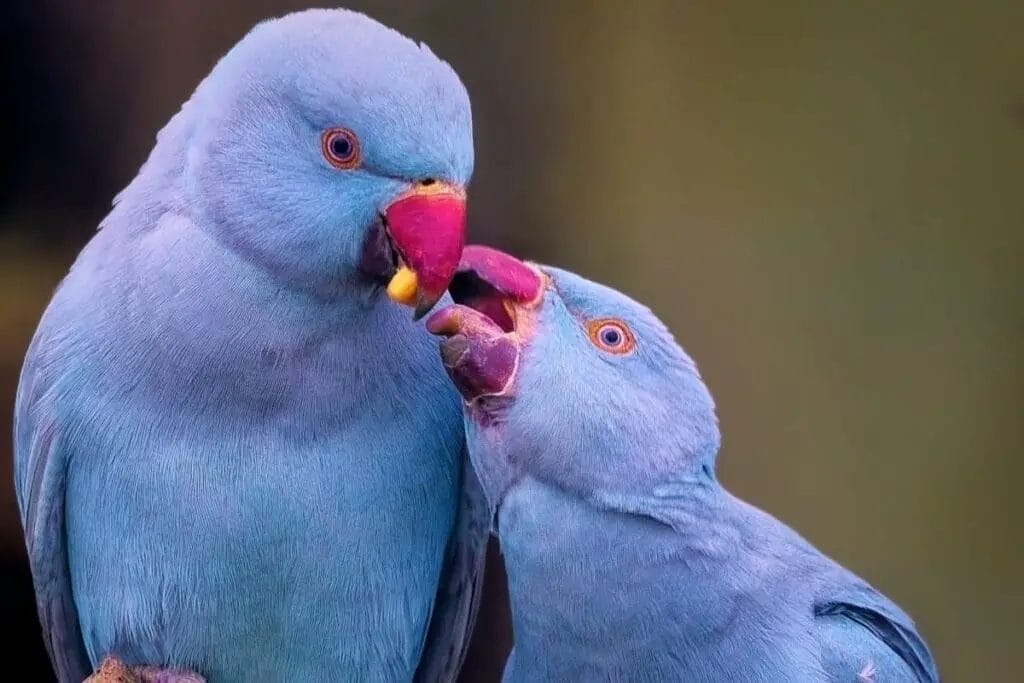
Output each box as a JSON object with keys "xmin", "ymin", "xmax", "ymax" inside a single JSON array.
[{"xmin": 359, "ymin": 217, "xmax": 400, "ymax": 284}]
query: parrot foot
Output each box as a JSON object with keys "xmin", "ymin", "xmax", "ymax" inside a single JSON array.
[
  {"xmin": 84, "ymin": 658, "xmax": 136, "ymax": 683},
  {"xmin": 85, "ymin": 656, "xmax": 206, "ymax": 683}
]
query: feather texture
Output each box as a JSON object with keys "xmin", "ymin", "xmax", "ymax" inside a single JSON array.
[
  {"xmin": 15, "ymin": 9, "xmax": 483, "ymax": 681},
  {"xmin": 451, "ymin": 265, "xmax": 938, "ymax": 682}
]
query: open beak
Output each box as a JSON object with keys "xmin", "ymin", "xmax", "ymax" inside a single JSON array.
[
  {"xmin": 427, "ymin": 245, "xmax": 544, "ymax": 403},
  {"xmin": 382, "ymin": 182, "xmax": 467, "ymax": 319}
]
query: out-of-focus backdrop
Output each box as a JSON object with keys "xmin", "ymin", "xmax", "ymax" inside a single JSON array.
[{"xmin": 2, "ymin": 1, "xmax": 1021, "ymax": 680}]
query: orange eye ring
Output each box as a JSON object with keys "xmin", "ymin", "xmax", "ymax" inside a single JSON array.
[
  {"xmin": 322, "ymin": 127, "xmax": 361, "ymax": 170},
  {"xmin": 587, "ymin": 318, "xmax": 636, "ymax": 354}
]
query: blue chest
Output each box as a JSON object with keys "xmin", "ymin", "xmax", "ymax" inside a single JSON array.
[
  {"xmin": 497, "ymin": 480, "xmax": 821, "ymax": 682},
  {"xmin": 32, "ymin": 225, "xmax": 469, "ymax": 680},
  {"xmin": 56, "ymin": 319, "xmax": 464, "ymax": 681}
]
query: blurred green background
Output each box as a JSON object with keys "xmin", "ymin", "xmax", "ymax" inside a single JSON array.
[{"xmin": 2, "ymin": 1, "xmax": 1021, "ymax": 680}]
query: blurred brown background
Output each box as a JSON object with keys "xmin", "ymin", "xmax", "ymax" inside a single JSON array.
[{"xmin": 2, "ymin": 1, "xmax": 1021, "ymax": 680}]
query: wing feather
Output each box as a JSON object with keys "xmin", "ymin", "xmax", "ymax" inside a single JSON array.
[
  {"xmin": 15, "ymin": 334, "xmax": 91, "ymax": 683},
  {"xmin": 414, "ymin": 453, "xmax": 490, "ymax": 683}
]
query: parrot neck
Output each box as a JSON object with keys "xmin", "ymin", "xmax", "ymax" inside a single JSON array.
[
  {"xmin": 75, "ymin": 202, "xmax": 439, "ymax": 424},
  {"xmin": 498, "ymin": 477, "xmax": 835, "ymax": 682},
  {"xmin": 497, "ymin": 477, "xmax": 775, "ymax": 676}
]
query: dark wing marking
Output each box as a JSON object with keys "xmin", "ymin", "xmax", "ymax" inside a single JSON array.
[
  {"xmin": 14, "ymin": 338, "xmax": 91, "ymax": 683},
  {"xmin": 414, "ymin": 452, "xmax": 490, "ymax": 683},
  {"xmin": 816, "ymin": 581, "xmax": 939, "ymax": 683}
]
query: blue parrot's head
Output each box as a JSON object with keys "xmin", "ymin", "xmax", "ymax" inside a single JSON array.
[
  {"xmin": 166, "ymin": 9, "xmax": 472, "ymax": 314},
  {"xmin": 428, "ymin": 246, "xmax": 722, "ymax": 513}
]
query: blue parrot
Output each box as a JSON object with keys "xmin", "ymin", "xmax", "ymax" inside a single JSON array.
[
  {"xmin": 428, "ymin": 246, "xmax": 939, "ymax": 682},
  {"xmin": 14, "ymin": 9, "xmax": 488, "ymax": 682}
]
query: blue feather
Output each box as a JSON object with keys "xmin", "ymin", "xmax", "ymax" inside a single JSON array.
[
  {"xmin": 450, "ymin": 264, "xmax": 939, "ymax": 681},
  {"xmin": 16, "ymin": 9, "xmax": 485, "ymax": 681}
]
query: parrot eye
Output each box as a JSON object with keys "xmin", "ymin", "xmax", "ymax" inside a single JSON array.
[
  {"xmin": 322, "ymin": 127, "xmax": 361, "ymax": 170},
  {"xmin": 587, "ymin": 319, "xmax": 636, "ymax": 355}
]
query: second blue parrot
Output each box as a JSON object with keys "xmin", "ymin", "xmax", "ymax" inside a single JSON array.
[{"xmin": 428, "ymin": 246, "xmax": 939, "ymax": 682}]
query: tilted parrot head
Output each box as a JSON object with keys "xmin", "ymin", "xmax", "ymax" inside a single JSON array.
[
  {"xmin": 174, "ymin": 9, "xmax": 471, "ymax": 316},
  {"xmin": 428, "ymin": 246, "xmax": 722, "ymax": 515}
]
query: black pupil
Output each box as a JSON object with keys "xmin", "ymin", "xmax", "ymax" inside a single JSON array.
[
  {"xmin": 331, "ymin": 135, "xmax": 352, "ymax": 158},
  {"xmin": 601, "ymin": 327, "xmax": 621, "ymax": 345}
]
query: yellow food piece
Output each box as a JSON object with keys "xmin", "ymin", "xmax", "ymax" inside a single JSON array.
[{"xmin": 386, "ymin": 266, "xmax": 419, "ymax": 305}]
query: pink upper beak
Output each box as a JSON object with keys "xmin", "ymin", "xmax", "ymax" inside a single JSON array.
[{"xmin": 384, "ymin": 185, "xmax": 467, "ymax": 318}]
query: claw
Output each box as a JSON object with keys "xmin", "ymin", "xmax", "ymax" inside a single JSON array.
[{"xmin": 85, "ymin": 657, "xmax": 205, "ymax": 683}]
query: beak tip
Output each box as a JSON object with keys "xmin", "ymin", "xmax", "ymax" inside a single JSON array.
[{"xmin": 413, "ymin": 293, "xmax": 442, "ymax": 320}]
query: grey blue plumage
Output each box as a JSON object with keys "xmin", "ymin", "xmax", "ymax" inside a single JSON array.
[
  {"xmin": 15, "ymin": 9, "xmax": 486, "ymax": 681},
  {"xmin": 430, "ymin": 256, "xmax": 939, "ymax": 682}
]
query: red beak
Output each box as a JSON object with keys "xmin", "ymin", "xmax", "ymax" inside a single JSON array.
[{"xmin": 384, "ymin": 183, "xmax": 467, "ymax": 319}]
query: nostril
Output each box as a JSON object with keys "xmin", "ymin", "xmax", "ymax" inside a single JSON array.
[{"xmin": 419, "ymin": 178, "xmax": 437, "ymax": 187}]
